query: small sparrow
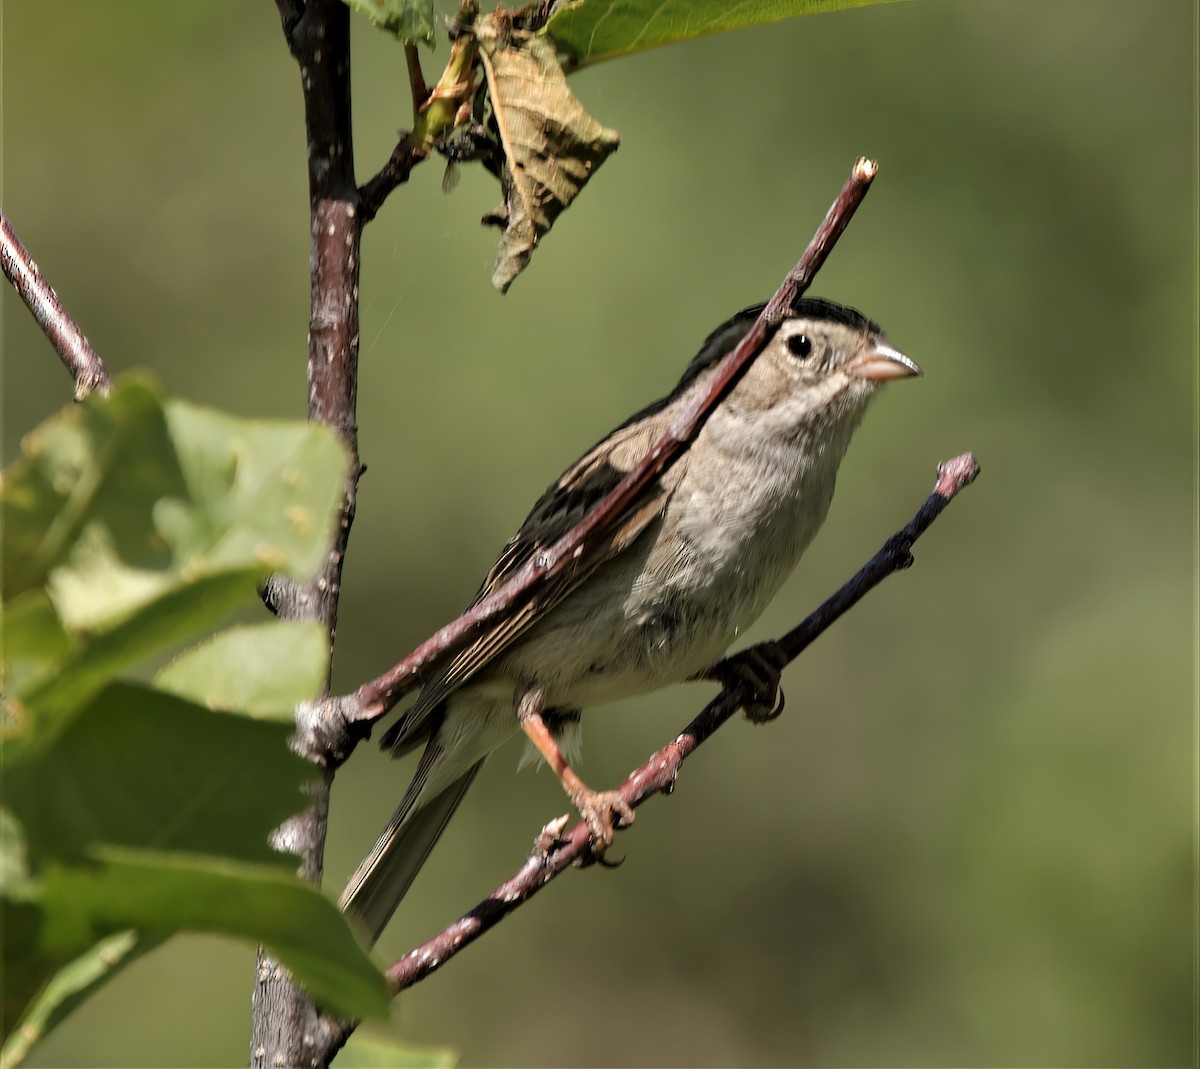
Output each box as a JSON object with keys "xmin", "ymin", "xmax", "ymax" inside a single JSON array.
[{"xmin": 341, "ymin": 297, "xmax": 920, "ymax": 942}]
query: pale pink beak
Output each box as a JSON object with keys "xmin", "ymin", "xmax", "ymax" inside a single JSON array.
[{"xmin": 848, "ymin": 342, "xmax": 923, "ymax": 381}]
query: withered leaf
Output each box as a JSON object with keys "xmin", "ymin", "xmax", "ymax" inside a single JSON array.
[{"xmin": 476, "ymin": 15, "xmax": 620, "ymax": 293}]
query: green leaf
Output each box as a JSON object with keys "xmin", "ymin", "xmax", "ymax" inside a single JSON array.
[
  {"xmin": 544, "ymin": 0, "xmax": 904, "ymax": 68},
  {"xmin": 2, "ymin": 850, "xmax": 389, "ymax": 1057},
  {"xmin": 335, "ymin": 1032, "xmax": 458, "ymax": 1068},
  {"xmin": 0, "ymin": 810, "xmax": 31, "ymax": 897},
  {"xmin": 12, "ymin": 570, "xmax": 263, "ymax": 755},
  {"xmin": 1, "ymin": 377, "xmax": 183, "ymax": 604},
  {"xmin": 4, "ymin": 682, "xmax": 309, "ymax": 868},
  {"xmin": 40, "ymin": 850, "xmax": 390, "ymax": 1020},
  {"xmin": 342, "ymin": 0, "xmax": 437, "ymax": 46},
  {"xmin": 1, "ymin": 815, "xmax": 149, "ymax": 1063},
  {"xmin": 160, "ymin": 396, "xmax": 346, "ymax": 590},
  {"xmin": 0, "ymin": 377, "xmax": 347, "ymax": 744},
  {"xmin": 1, "ymin": 929, "xmax": 146, "ymax": 1069},
  {"xmin": 0, "ymin": 592, "xmax": 71, "ymax": 700},
  {"xmin": 0, "ymin": 380, "xmax": 358, "ymax": 1053},
  {"xmin": 155, "ymin": 621, "xmax": 330, "ymax": 720}
]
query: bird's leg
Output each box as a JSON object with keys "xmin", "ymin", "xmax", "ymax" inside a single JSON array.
[
  {"xmin": 697, "ymin": 640, "xmax": 789, "ymax": 724},
  {"xmin": 517, "ymin": 687, "xmax": 635, "ymax": 856}
]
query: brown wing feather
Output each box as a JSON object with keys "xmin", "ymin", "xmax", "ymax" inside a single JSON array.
[{"xmin": 383, "ymin": 412, "xmax": 684, "ymax": 751}]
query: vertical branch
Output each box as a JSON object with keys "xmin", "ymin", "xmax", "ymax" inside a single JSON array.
[{"xmin": 253, "ymin": 0, "xmax": 362, "ymax": 1065}]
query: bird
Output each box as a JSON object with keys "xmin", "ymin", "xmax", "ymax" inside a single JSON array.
[{"xmin": 340, "ymin": 296, "xmax": 921, "ymax": 943}]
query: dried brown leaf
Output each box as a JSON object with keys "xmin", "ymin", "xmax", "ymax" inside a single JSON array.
[{"xmin": 476, "ymin": 15, "xmax": 620, "ymax": 293}]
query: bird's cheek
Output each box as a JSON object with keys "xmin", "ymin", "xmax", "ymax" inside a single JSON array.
[
  {"xmin": 842, "ymin": 374, "xmax": 879, "ymax": 406},
  {"xmin": 778, "ymin": 366, "xmax": 817, "ymax": 400}
]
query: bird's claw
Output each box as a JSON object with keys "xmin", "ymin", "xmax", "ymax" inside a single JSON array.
[
  {"xmin": 710, "ymin": 642, "xmax": 789, "ymax": 724},
  {"xmin": 571, "ymin": 787, "xmax": 634, "ymax": 861}
]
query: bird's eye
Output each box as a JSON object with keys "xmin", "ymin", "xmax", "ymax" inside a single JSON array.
[{"xmin": 787, "ymin": 333, "xmax": 813, "ymax": 360}]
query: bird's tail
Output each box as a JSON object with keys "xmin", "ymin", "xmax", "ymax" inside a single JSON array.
[{"xmin": 339, "ymin": 759, "xmax": 484, "ymax": 946}]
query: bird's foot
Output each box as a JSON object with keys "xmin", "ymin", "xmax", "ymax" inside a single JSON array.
[
  {"xmin": 708, "ymin": 641, "xmax": 789, "ymax": 724},
  {"xmin": 569, "ymin": 786, "xmax": 635, "ymax": 863}
]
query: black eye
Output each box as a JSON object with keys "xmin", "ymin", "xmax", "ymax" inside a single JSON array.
[{"xmin": 787, "ymin": 333, "xmax": 813, "ymax": 360}]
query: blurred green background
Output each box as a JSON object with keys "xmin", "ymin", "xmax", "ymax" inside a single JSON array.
[{"xmin": 2, "ymin": 1, "xmax": 1194, "ymax": 1066}]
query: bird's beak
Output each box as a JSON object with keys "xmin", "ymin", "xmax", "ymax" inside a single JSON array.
[{"xmin": 847, "ymin": 341, "xmax": 923, "ymax": 381}]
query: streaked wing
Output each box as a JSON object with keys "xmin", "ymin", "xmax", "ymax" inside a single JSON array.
[{"xmin": 383, "ymin": 410, "xmax": 684, "ymax": 750}]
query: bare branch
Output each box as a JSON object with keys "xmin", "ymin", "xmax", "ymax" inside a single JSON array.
[
  {"xmin": 322, "ymin": 158, "xmax": 881, "ymax": 752},
  {"xmin": 776, "ymin": 451, "xmax": 980, "ymax": 661},
  {"xmin": 273, "ymin": 0, "xmax": 304, "ymax": 45},
  {"xmin": 0, "ymin": 209, "xmax": 111, "ymax": 401},
  {"xmin": 251, "ymin": 0, "xmax": 363, "ymax": 1063},
  {"xmin": 359, "ymin": 134, "xmax": 422, "ymax": 223},
  {"xmin": 380, "ymin": 452, "xmax": 981, "ymax": 994}
]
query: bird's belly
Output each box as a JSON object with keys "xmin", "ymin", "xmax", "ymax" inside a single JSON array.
[
  {"xmin": 496, "ymin": 611, "xmax": 733, "ymax": 710},
  {"xmin": 488, "ymin": 453, "xmax": 833, "ymax": 712},
  {"xmin": 494, "ymin": 532, "xmax": 799, "ymax": 710}
]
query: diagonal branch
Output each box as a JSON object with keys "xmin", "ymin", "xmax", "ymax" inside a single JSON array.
[
  {"xmin": 382, "ymin": 451, "xmax": 981, "ymax": 995},
  {"xmin": 358, "ymin": 134, "xmax": 422, "ymax": 222},
  {"xmin": 302, "ymin": 157, "xmax": 881, "ymax": 764},
  {"xmin": 1, "ymin": 209, "xmax": 112, "ymax": 401}
]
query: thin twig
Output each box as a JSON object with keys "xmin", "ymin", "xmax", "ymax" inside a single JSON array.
[
  {"xmin": 359, "ymin": 134, "xmax": 422, "ymax": 223},
  {"xmin": 0, "ymin": 210, "xmax": 111, "ymax": 401},
  {"xmin": 320, "ymin": 158, "xmax": 880, "ymax": 750},
  {"xmin": 404, "ymin": 42, "xmax": 428, "ymax": 113},
  {"xmin": 382, "ymin": 451, "xmax": 981, "ymax": 994}
]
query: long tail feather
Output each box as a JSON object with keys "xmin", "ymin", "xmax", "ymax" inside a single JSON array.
[{"xmin": 339, "ymin": 760, "xmax": 484, "ymax": 946}]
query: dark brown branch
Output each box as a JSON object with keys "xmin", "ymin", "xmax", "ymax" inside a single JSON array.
[
  {"xmin": 382, "ymin": 451, "xmax": 981, "ymax": 994},
  {"xmin": 314, "ymin": 157, "xmax": 880, "ymax": 756},
  {"xmin": 273, "ymin": 0, "xmax": 304, "ymax": 44},
  {"xmin": 358, "ymin": 134, "xmax": 422, "ymax": 223},
  {"xmin": 251, "ymin": 0, "xmax": 363, "ymax": 1065},
  {"xmin": 775, "ymin": 452, "xmax": 981, "ymax": 662},
  {"xmin": 0, "ymin": 209, "xmax": 111, "ymax": 400}
]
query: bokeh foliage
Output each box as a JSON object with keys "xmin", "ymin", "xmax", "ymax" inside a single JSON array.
[
  {"xmin": 0, "ymin": 381, "xmax": 390, "ymax": 1065},
  {"xmin": 1, "ymin": 1, "xmax": 1193, "ymax": 1066}
]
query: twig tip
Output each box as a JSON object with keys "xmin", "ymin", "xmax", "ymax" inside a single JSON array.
[
  {"xmin": 934, "ymin": 452, "xmax": 981, "ymax": 498},
  {"xmin": 74, "ymin": 370, "xmax": 111, "ymax": 402},
  {"xmin": 854, "ymin": 157, "xmax": 879, "ymax": 181}
]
